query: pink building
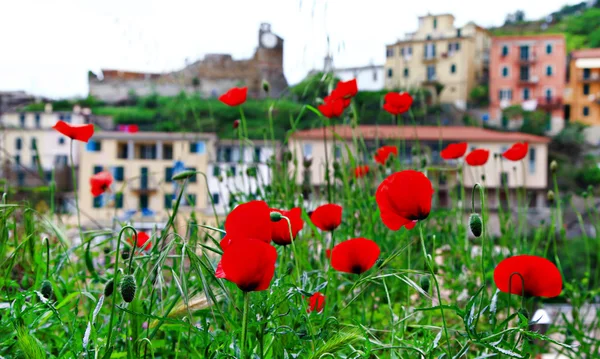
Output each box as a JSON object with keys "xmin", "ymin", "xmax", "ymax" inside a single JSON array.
[{"xmin": 489, "ymin": 35, "xmax": 566, "ymax": 134}]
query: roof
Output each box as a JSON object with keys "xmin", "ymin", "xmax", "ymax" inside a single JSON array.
[
  {"xmin": 291, "ymin": 125, "xmax": 551, "ymax": 144},
  {"xmin": 99, "ymin": 69, "xmax": 162, "ymax": 80},
  {"xmin": 571, "ymin": 48, "xmax": 600, "ymax": 59},
  {"xmin": 93, "ymin": 131, "xmax": 217, "ymax": 141},
  {"xmin": 492, "ymin": 34, "xmax": 565, "ymax": 42}
]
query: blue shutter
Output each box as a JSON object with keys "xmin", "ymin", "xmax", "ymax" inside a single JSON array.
[
  {"xmin": 196, "ymin": 141, "xmax": 206, "ymax": 154},
  {"xmin": 86, "ymin": 140, "xmax": 96, "ymax": 152}
]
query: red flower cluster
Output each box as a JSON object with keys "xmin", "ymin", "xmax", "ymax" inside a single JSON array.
[
  {"xmin": 374, "ymin": 145, "xmax": 398, "ymax": 165},
  {"xmin": 376, "ymin": 170, "xmax": 433, "ymax": 230},
  {"xmin": 466, "ymin": 149, "xmax": 490, "ymax": 167},
  {"xmin": 53, "ymin": 120, "xmax": 95, "ymax": 143},
  {"xmin": 494, "ymin": 255, "xmax": 562, "ymax": 298},
  {"xmin": 307, "ymin": 292, "xmax": 325, "ymax": 313},
  {"xmin": 502, "ymin": 142, "xmax": 529, "ymax": 161},
  {"xmin": 219, "ymin": 87, "xmax": 248, "ymax": 107},
  {"xmin": 383, "ymin": 92, "xmax": 413, "ymax": 115},
  {"xmin": 90, "ymin": 171, "xmax": 113, "ymax": 197},
  {"xmin": 318, "ymin": 79, "xmax": 358, "ymax": 118},
  {"xmin": 310, "ymin": 204, "xmax": 342, "ymax": 231},
  {"xmin": 128, "ymin": 231, "xmax": 152, "ymax": 251},
  {"xmin": 440, "ymin": 142, "xmax": 468, "ymax": 160},
  {"xmin": 330, "ymin": 238, "xmax": 380, "ymax": 274},
  {"xmin": 354, "ymin": 165, "xmax": 370, "ymax": 178},
  {"xmin": 270, "ymin": 207, "xmax": 304, "ymax": 246}
]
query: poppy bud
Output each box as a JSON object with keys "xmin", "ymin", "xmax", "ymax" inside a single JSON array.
[
  {"xmin": 419, "ymin": 275, "xmax": 430, "ymax": 293},
  {"xmin": 411, "ymin": 148, "xmax": 418, "ymax": 156},
  {"xmin": 582, "ymin": 191, "xmax": 588, "ymax": 198},
  {"xmin": 550, "ymin": 160, "xmax": 558, "ymax": 173},
  {"xmin": 283, "ymin": 151, "xmax": 293, "ymax": 162},
  {"xmin": 262, "ymin": 80, "xmax": 270, "ymax": 93},
  {"xmin": 246, "ymin": 167, "xmax": 257, "ymax": 177},
  {"xmin": 41, "ymin": 280, "xmax": 53, "ymax": 299},
  {"xmin": 303, "ymin": 157, "xmax": 313, "ymax": 168},
  {"xmin": 233, "ymin": 119, "xmax": 240, "ymax": 129},
  {"xmin": 270, "ymin": 211, "xmax": 283, "ymax": 222},
  {"xmin": 481, "ymin": 174, "xmax": 486, "ymax": 181},
  {"xmin": 103, "ymin": 246, "xmax": 111, "ymax": 254},
  {"xmin": 104, "ymin": 279, "xmax": 114, "ymax": 297},
  {"xmin": 420, "ymin": 158, "xmax": 427, "ymax": 168},
  {"xmin": 469, "ymin": 213, "xmax": 482, "ymax": 237},
  {"xmin": 172, "ymin": 170, "xmax": 196, "ymax": 181},
  {"xmin": 121, "ymin": 248, "xmax": 130, "ymax": 260},
  {"xmin": 120, "ymin": 275, "xmax": 136, "ymax": 303},
  {"xmin": 217, "ymin": 175, "xmax": 223, "ymax": 182},
  {"xmin": 547, "ymin": 190, "xmax": 555, "ymax": 202}
]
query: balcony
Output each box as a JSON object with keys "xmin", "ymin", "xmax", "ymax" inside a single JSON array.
[
  {"xmin": 537, "ymin": 96, "xmax": 563, "ymax": 110},
  {"xmin": 582, "ymin": 73, "xmax": 600, "ymax": 83},
  {"xmin": 422, "ymin": 55, "xmax": 437, "ymax": 63},
  {"xmin": 131, "ymin": 178, "xmax": 158, "ymax": 194},
  {"xmin": 518, "ymin": 76, "xmax": 539, "ymax": 85},
  {"xmin": 422, "ymin": 76, "xmax": 438, "ymax": 86},
  {"xmin": 517, "ymin": 55, "xmax": 537, "ymax": 64}
]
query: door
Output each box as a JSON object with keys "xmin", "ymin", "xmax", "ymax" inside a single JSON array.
[
  {"xmin": 519, "ymin": 46, "xmax": 529, "ymax": 60},
  {"xmin": 141, "ymin": 167, "xmax": 148, "ymax": 189}
]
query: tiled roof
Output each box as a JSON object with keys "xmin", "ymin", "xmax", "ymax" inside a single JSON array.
[
  {"xmin": 291, "ymin": 125, "xmax": 551, "ymax": 144},
  {"xmin": 492, "ymin": 34, "xmax": 565, "ymax": 41},
  {"xmin": 571, "ymin": 48, "xmax": 600, "ymax": 59}
]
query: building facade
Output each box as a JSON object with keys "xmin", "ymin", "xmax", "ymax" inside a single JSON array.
[
  {"xmin": 565, "ymin": 49, "xmax": 600, "ymax": 129},
  {"xmin": 207, "ymin": 140, "xmax": 277, "ymax": 215},
  {"xmin": 89, "ymin": 23, "xmax": 288, "ymax": 103},
  {"xmin": 385, "ymin": 14, "xmax": 491, "ymax": 109},
  {"xmin": 488, "ymin": 35, "xmax": 566, "ymax": 135},
  {"xmin": 77, "ymin": 131, "xmax": 217, "ymax": 229},
  {"xmin": 289, "ymin": 125, "xmax": 549, "ymax": 211}
]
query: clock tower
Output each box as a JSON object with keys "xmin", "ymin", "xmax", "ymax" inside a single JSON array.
[{"xmin": 255, "ymin": 23, "xmax": 286, "ymax": 97}]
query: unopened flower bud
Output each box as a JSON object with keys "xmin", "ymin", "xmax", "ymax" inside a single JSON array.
[
  {"xmin": 481, "ymin": 174, "xmax": 486, "ymax": 181},
  {"xmin": 120, "ymin": 275, "xmax": 137, "ymax": 303},
  {"xmin": 270, "ymin": 211, "xmax": 283, "ymax": 222},
  {"xmin": 104, "ymin": 279, "xmax": 114, "ymax": 297},
  {"xmin": 246, "ymin": 167, "xmax": 257, "ymax": 177},
  {"xmin": 262, "ymin": 80, "xmax": 270, "ymax": 93},
  {"xmin": 172, "ymin": 170, "xmax": 196, "ymax": 181},
  {"xmin": 547, "ymin": 190, "xmax": 555, "ymax": 202},
  {"xmin": 217, "ymin": 175, "xmax": 223, "ymax": 182},
  {"xmin": 469, "ymin": 213, "xmax": 482, "ymax": 237},
  {"xmin": 233, "ymin": 119, "xmax": 240, "ymax": 129},
  {"xmin": 550, "ymin": 160, "xmax": 558, "ymax": 173},
  {"xmin": 419, "ymin": 275, "xmax": 430, "ymax": 293},
  {"xmin": 121, "ymin": 248, "xmax": 130, "ymax": 260},
  {"xmin": 41, "ymin": 280, "xmax": 53, "ymax": 299}
]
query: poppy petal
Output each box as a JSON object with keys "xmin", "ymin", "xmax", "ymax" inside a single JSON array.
[
  {"xmin": 310, "ymin": 204, "xmax": 342, "ymax": 231},
  {"xmin": 221, "ymin": 239, "xmax": 277, "ymax": 292},
  {"xmin": 330, "ymin": 238, "xmax": 380, "ymax": 274},
  {"xmin": 53, "ymin": 120, "xmax": 95, "ymax": 143},
  {"xmin": 221, "ymin": 200, "xmax": 272, "ymax": 250},
  {"xmin": 440, "ymin": 142, "xmax": 468, "ymax": 160},
  {"xmin": 271, "ymin": 207, "xmax": 304, "ymax": 245},
  {"xmin": 493, "ymin": 255, "xmax": 562, "ymax": 298}
]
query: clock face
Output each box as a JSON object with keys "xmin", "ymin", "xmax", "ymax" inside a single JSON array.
[{"xmin": 260, "ymin": 33, "xmax": 278, "ymax": 49}]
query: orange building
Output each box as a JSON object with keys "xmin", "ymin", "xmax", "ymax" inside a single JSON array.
[{"xmin": 565, "ymin": 49, "xmax": 600, "ymax": 125}]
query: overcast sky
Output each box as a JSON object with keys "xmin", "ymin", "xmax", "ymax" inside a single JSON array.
[{"xmin": 0, "ymin": 0, "xmax": 581, "ymax": 99}]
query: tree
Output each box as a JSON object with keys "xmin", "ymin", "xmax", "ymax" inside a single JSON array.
[{"xmin": 469, "ymin": 85, "xmax": 489, "ymax": 106}]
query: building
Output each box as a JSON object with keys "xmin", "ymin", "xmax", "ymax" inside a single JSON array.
[
  {"xmin": 289, "ymin": 125, "xmax": 549, "ymax": 211},
  {"xmin": 488, "ymin": 35, "xmax": 566, "ymax": 135},
  {"xmin": 0, "ymin": 91, "xmax": 41, "ymax": 113},
  {"xmin": 385, "ymin": 14, "xmax": 491, "ymax": 109},
  {"xmin": 207, "ymin": 140, "xmax": 277, "ymax": 215},
  {"xmin": 564, "ymin": 48, "xmax": 600, "ymax": 144},
  {"xmin": 77, "ymin": 131, "xmax": 217, "ymax": 229},
  {"xmin": 89, "ymin": 23, "xmax": 288, "ymax": 103}
]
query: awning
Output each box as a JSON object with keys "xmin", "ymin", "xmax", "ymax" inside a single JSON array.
[{"xmin": 575, "ymin": 58, "xmax": 600, "ymax": 68}]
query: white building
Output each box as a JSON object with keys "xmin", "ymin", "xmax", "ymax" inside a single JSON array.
[
  {"xmin": 207, "ymin": 141, "xmax": 276, "ymax": 215},
  {"xmin": 331, "ymin": 65, "xmax": 385, "ymax": 91}
]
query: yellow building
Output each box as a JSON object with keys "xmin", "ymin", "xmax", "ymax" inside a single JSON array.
[
  {"xmin": 385, "ymin": 14, "xmax": 490, "ymax": 109},
  {"xmin": 565, "ymin": 49, "xmax": 600, "ymax": 126},
  {"xmin": 77, "ymin": 131, "xmax": 217, "ymax": 229}
]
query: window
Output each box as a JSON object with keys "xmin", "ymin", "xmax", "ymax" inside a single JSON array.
[
  {"xmin": 139, "ymin": 194, "xmax": 149, "ymax": 210},
  {"xmin": 31, "ymin": 155, "xmax": 38, "ymax": 167},
  {"xmin": 35, "ymin": 114, "xmax": 41, "ymax": 129},
  {"xmin": 403, "ymin": 68, "xmax": 409, "ymax": 78},
  {"xmin": 165, "ymin": 167, "xmax": 174, "ymax": 182},
  {"xmin": 546, "ymin": 65, "xmax": 553, "ymax": 76},
  {"xmin": 218, "ymin": 146, "xmax": 232, "ymax": 162},
  {"xmin": 254, "ymin": 147, "xmax": 261, "ymax": 162},
  {"xmin": 456, "ymin": 29, "xmax": 462, "ymax": 38},
  {"xmin": 519, "ymin": 66, "xmax": 530, "ymax": 81},
  {"xmin": 93, "ymin": 165, "xmax": 103, "ymax": 174},
  {"xmin": 15, "ymin": 138, "xmax": 22, "ymax": 150},
  {"xmin": 334, "ymin": 145, "xmax": 342, "ymax": 159},
  {"xmin": 31, "ymin": 138, "xmax": 37, "ymax": 150},
  {"xmin": 450, "ymin": 64, "xmax": 456, "ymax": 74},
  {"xmin": 500, "ymin": 172, "xmax": 509, "ymax": 186},
  {"xmin": 163, "ymin": 144, "xmax": 173, "ymax": 160},
  {"xmin": 212, "ymin": 193, "xmax": 220, "ymax": 205},
  {"xmin": 406, "ymin": 47, "xmax": 412, "ymax": 55},
  {"xmin": 546, "ymin": 44, "xmax": 552, "ymax": 54},
  {"xmin": 86, "ymin": 140, "xmax": 101, "ymax": 152},
  {"xmin": 113, "ymin": 166, "xmax": 124, "ymax": 181},
  {"xmin": 584, "ymin": 84, "xmax": 590, "ymax": 95},
  {"xmin": 501, "ymin": 45, "xmax": 509, "ymax": 56},
  {"xmin": 64, "ymin": 114, "xmax": 71, "ymax": 123},
  {"xmin": 114, "ymin": 193, "xmax": 124, "ymax": 209},
  {"xmin": 373, "ymin": 70, "xmax": 377, "ymax": 81},
  {"xmin": 186, "ymin": 167, "xmax": 197, "ymax": 182},
  {"xmin": 229, "ymin": 165, "xmax": 236, "ymax": 176},
  {"xmin": 433, "ymin": 17, "xmax": 437, "ymax": 29},
  {"xmin": 303, "ymin": 143, "xmax": 313, "ymax": 158},
  {"xmin": 19, "ymin": 113, "xmax": 25, "ymax": 127},
  {"xmin": 58, "ymin": 137, "xmax": 65, "ymax": 145},
  {"xmin": 139, "ymin": 144, "xmax": 157, "ymax": 159},
  {"xmin": 448, "ymin": 42, "xmax": 460, "ymax": 52},
  {"xmin": 583, "ymin": 68, "xmax": 591, "ymax": 79},
  {"xmin": 190, "ymin": 141, "xmax": 206, "ymax": 154},
  {"xmin": 185, "ymin": 194, "xmax": 197, "ymax": 206},
  {"xmin": 499, "ymin": 89, "xmax": 513, "ymax": 100},
  {"xmin": 386, "ymin": 48, "xmax": 394, "ymax": 57},
  {"xmin": 529, "ymin": 148, "xmax": 536, "ymax": 174},
  {"xmin": 93, "ymin": 196, "xmax": 102, "ymax": 208},
  {"xmin": 400, "ymin": 47, "xmax": 405, "ymax": 56},
  {"xmin": 427, "ymin": 65, "xmax": 436, "ymax": 81},
  {"xmin": 502, "ymin": 66, "xmax": 509, "ymax": 78},
  {"xmin": 54, "ymin": 155, "xmax": 68, "ymax": 166},
  {"xmin": 213, "ymin": 166, "xmax": 221, "ymax": 177},
  {"xmin": 14, "ymin": 155, "xmax": 20, "ymax": 165},
  {"xmin": 523, "ymin": 88, "xmax": 530, "ymax": 100},
  {"xmin": 387, "ymin": 68, "xmax": 393, "ymax": 78},
  {"xmin": 545, "ymin": 88, "xmax": 552, "ymax": 99},
  {"xmin": 424, "ymin": 43, "xmax": 436, "ymax": 59},
  {"xmin": 584, "ymin": 107, "xmax": 590, "ymax": 116},
  {"xmin": 164, "ymin": 194, "xmax": 174, "ymax": 209},
  {"xmin": 519, "ymin": 45, "xmax": 529, "ymax": 60},
  {"xmin": 117, "ymin": 143, "xmax": 128, "ymax": 159}
]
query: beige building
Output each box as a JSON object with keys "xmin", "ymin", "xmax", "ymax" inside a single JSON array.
[
  {"xmin": 385, "ymin": 14, "xmax": 490, "ymax": 109},
  {"xmin": 77, "ymin": 131, "xmax": 217, "ymax": 229},
  {"xmin": 289, "ymin": 125, "xmax": 549, "ymax": 210}
]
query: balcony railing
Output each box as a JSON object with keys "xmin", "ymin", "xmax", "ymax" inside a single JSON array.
[
  {"xmin": 517, "ymin": 55, "xmax": 537, "ymax": 64},
  {"xmin": 537, "ymin": 96, "xmax": 563, "ymax": 110},
  {"xmin": 582, "ymin": 73, "xmax": 600, "ymax": 82},
  {"xmin": 518, "ymin": 76, "xmax": 539, "ymax": 85}
]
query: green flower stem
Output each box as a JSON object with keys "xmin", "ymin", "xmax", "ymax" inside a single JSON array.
[
  {"xmin": 282, "ymin": 216, "xmax": 301, "ymax": 284},
  {"xmin": 240, "ymin": 291, "xmax": 250, "ymax": 359}
]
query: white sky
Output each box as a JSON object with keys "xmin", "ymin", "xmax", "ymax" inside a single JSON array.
[{"xmin": 0, "ymin": 0, "xmax": 580, "ymax": 99}]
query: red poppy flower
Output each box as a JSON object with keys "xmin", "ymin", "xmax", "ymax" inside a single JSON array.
[
  {"xmin": 219, "ymin": 87, "xmax": 247, "ymax": 106},
  {"xmin": 440, "ymin": 142, "xmax": 468, "ymax": 160},
  {"xmin": 374, "ymin": 146, "xmax": 398, "ymax": 165},
  {"xmin": 383, "ymin": 92, "xmax": 413, "ymax": 115},
  {"xmin": 307, "ymin": 292, "xmax": 325, "ymax": 313},
  {"xmin": 354, "ymin": 165, "xmax": 370, "ymax": 178},
  {"xmin": 318, "ymin": 97, "xmax": 345, "ymax": 118},
  {"xmin": 493, "ymin": 255, "xmax": 562, "ymax": 298},
  {"xmin": 233, "ymin": 119, "xmax": 240, "ymax": 129},
  {"xmin": 465, "ymin": 149, "xmax": 490, "ymax": 166},
  {"xmin": 270, "ymin": 207, "xmax": 304, "ymax": 245},
  {"xmin": 90, "ymin": 171, "xmax": 113, "ymax": 197},
  {"xmin": 330, "ymin": 238, "xmax": 380, "ymax": 274},
  {"xmin": 128, "ymin": 231, "xmax": 152, "ymax": 251},
  {"xmin": 219, "ymin": 239, "xmax": 277, "ymax": 292},
  {"xmin": 335, "ymin": 79, "xmax": 358, "ymax": 99},
  {"xmin": 310, "ymin": 204, "xmax": 342, "ymax": 231},
  {"xmin": 220, "ymin": 200, "xmax": 272, "ymax": 250},
  {"xmin": 376, "ymin": 170, "xmax": 433, "ymax": 231},
  {"xmin": 502, "ymin": 142, "xmax": 529, "ymax": 162},
  {"xmin": 53, "ymin": 120, "xmax": 95, "ymax": 143}
]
